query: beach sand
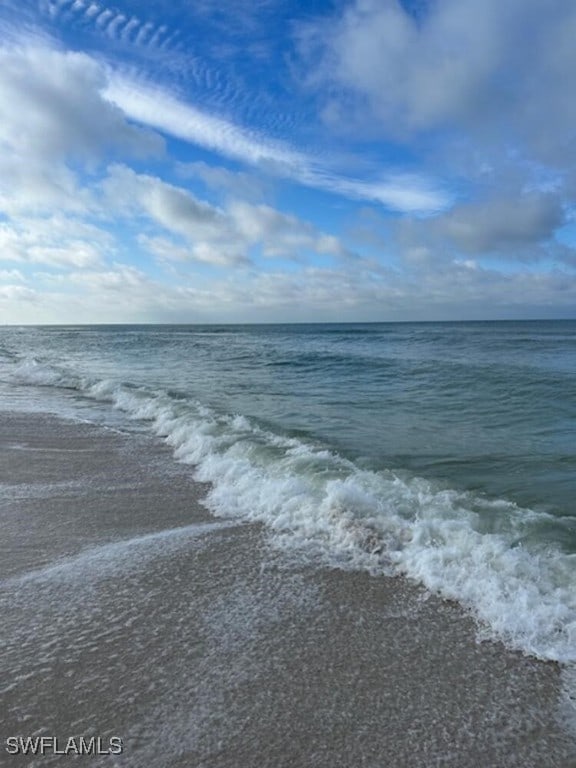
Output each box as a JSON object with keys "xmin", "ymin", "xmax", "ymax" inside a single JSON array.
[{"xmin": 0, "ymin": 411, "xmax": 574, "ymax": 767}]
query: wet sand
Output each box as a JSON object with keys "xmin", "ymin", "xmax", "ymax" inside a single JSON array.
[{"xmin": 0, "ymin": 412, "xmax": 574, "ymax": 767}]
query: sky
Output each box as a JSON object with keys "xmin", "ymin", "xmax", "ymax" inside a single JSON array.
[{"xmin": 1, "ymin": 0, "xmax": 575, "ymax": 323}]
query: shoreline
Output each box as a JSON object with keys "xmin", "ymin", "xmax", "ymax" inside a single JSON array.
[{"xmin": 1, "ymin": 410, "xmax": 574, "ymax": 767}]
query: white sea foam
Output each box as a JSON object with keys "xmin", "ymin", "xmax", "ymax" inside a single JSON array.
[
  {"xmin": 5, "ymin": 520, "xmax": 236, "ymax": 587},
  {"xmin": 9, "ymin": 357, "xmax": 576, "ymax": 669},
  {"xmin": 11, "ymin": 358, "xmax": 83, "ymax": 389}
]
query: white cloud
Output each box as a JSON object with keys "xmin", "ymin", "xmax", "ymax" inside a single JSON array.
[
  {"xmin": 0, "ymin": 45, "xmax": 160, "ymax": 162},
  {"xmin": 0, "ymin": 31, "xmax": 449, "ymax": 217},
  {"xmin": 437, "ymin": 194, "xmax": 565, "ymax": 254},
  {"xmin": 103, "ymin": 163, "xmax": 231, "ymax": 241},
  {"xmin": 177, "ymin": 161, "xmax": 268, "ymax": 201},
  {"xmin": 103, "ymin": 73, "xmax": 448, "ymax": 213},
  {"xmin": 120, "ymin": 17, "xmax": 140, "ymax": 41},
  {"xmin": 0, "ymin": 218, "xmax": 108, "ymax": 268},
  {"xmin": 140, "ymin": 235, "xmax": 250, "ymax": 268},
  {"xmin": 296, "ymin": 0, "xmax": 576, "ymax": 272},
  {"xmin": 66, "ymin": 263, "xmax": 150, "ymax": 290},
  {"xmin": 0, "ymin": 268, "xmax": 25, "ymax": 282},
  {"xmin": 0, "ymin": 21, "xmax": 572, "ymax": 324},
  {"xmin": 391, "ymin": 190, "xmax": 567, "ymax": 266},
  {"xmin": 103, "ymin": 74, "xmax": 305, "ymax": 168},
  {"xmin": 0, "ymin": 284, "xmax": 38, "ymax": 303},
  {"xmin": 308, "ymin": 172, "xmax": 452, "ymax": 215},
  {"xmin": 41, "ymin": 0, "xmax": 176, "ymax": 51},
  {"xmin": 0, "ymin": 43, "xmax": 163, "ymax": 216},
  {"xmin": 103, "ymin": 164, "xmax": 352, "ymax": 264},
  {"xmin": 1, "ymin": 255, "xmax": 574, "ymax": 324},
  {"xmin": 0, "ymin": 154, "xmax": 93, "ymax": 217},
  {"xmin": 228, "ymin": 201, "xmax": 348, "ymax": 258},
  {"xmin": 157, "ymin": 261, "xmax": 575, "ymax": 319},
  {"xmin": 300, "ymin": 0, "xmax": 576, "ymax": 168}
]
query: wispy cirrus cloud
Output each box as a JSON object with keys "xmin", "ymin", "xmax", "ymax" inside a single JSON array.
[
  {"xmin": 104, "ymin": 74, "xmax": 450, "ymax": 214},
  {"xmin": 40, "ymin": 0, "xmax": 179, "ymax": 51},
  {"xmin": 103, "ymin": 75, "xmax": 307, "ymax": 169},
  {"xmin": 2, "ymin": 10, "xmax": 449, "ymax": 215}
]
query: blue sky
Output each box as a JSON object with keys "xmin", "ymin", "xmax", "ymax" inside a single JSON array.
[{"xmin": 0, "ymin": 0, "xmax": 575, "ymax": 322}]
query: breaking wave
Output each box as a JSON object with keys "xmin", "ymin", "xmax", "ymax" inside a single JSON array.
[{"xmin": 7, "ymin": 355, "xmax": 576, "ymax": 670}]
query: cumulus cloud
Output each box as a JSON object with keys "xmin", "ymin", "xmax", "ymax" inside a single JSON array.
[
  {"xmin": 102, "ymin": 164, "xmax": 352, "ymax": 265},
  {"xmin": 0, "ymin": 284, "xmax": 38, "ymax": 303},
  {"xmin": 0, "ymin": 268, "xmax": 25, "ymax": 282},
  {"xmin": 436, "ymin": 194, "xmax": 565, "ymax": 254},
  {"xmin": 176, "ymin": 161, "xmax": 268, "ymax": 201},
  {"xmin": 0, "ymin": 155, "xmax": 93, "ymax": 217},
  {"xmin": 301, "ymin": 0, "xmax": 576, "ymax": 163},
  {"xmin": 140, "ymin": 235, "xmax": 250, "ymax": 268},
  {"xmin": 0, "ymin": 265, "xmax": 172, "ymax": 324},
  {"xmin": 1, "ymin": 253, "xmax": 575, "ymax": 324},
  {"xmin": 391, "ymin": 190, "xmax": 567, "ymax": 265},
  {"xmin": 0, "ymin": 218, "xmax": 106, "ymax": 267},
  {"xmin": 295, "ymin": 0, "xmax": 576, "ymax": 267},
  {"xmin": 228, "ymin": 201, "xmax": 349, "ymax": 259},
  {"xmin": 0, "ymin": 45, "xmax": 161, "ymax": 163},
  {"xmin": 65, "ymin": 263, "xmax": 151, "ymax": 291},
  {"xmin": 0, "ymin": 43, "xmax": 163, "ymax": 217}
]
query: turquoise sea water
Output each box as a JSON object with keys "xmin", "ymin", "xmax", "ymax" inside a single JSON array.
[{"xmin": 1, "ymin": 320, "xmax": 575, "ymax": 665}]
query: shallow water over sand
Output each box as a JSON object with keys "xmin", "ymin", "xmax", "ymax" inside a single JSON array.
[{"xmin": 1, "ymin": 412, "xmax": 574, "ymax": 767}]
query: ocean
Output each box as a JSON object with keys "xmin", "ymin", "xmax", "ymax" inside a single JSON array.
[{"xmin": 1, "ymin": 320, "xmax": 575, "ymax": 766}]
